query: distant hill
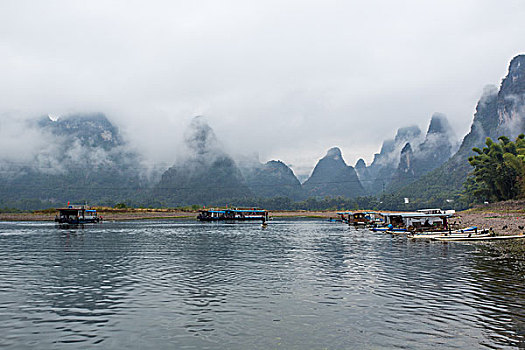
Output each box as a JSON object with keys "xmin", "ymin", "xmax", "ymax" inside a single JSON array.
[
  {"xmin": 0, "ymin": 113, "xmax": 146, "ymax": 208},
  {"xmin": 240, "ymin": 159, "xmax": 304, "ymax": 200},
  {"xmin": 303, "ymin": 147, "xmax": 365, "ymax": 198},
  {"xmin": 155, "ymin": 117, "xmax": 252, "ymax": 206}
]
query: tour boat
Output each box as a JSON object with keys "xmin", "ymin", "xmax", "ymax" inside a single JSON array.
[{"xmin": 55, "ymin": 205, "xmax": 101, "ymax": 225}]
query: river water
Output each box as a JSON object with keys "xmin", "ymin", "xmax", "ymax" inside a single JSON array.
[{"xmin": 0, "ymin": 219, "xmax": 524, "ymax": 349}]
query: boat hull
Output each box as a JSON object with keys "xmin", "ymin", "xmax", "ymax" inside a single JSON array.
[
  {"xmin": 434, "ymin": 234, "xmax": 525, "ymax": 242},
  {"xmin": 408, "ymin": 227, "xmax": 481, "ymax": 239},
  {"xmin": 55, "ymin": 218, "xmax": 100, "ymax": 224},
  {"xmin": 372, "ymin": 227, "xmax": 407, "ymax": 232},
  {"xmin": 409, "ymin": 233, "xmax": 489, "ymax": 239}
]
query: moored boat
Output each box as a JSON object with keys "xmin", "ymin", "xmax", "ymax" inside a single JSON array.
[
  {"xmin": 55, "ymin": 205, "xmax": 101, "ymax": 225},
  {"xmin": 197, "ymin": 208, "xmax": 269, "ymax": 222},
  {"xmin": 376, "ymin": 210, "xmax": 457, "ymax": 234},
  {"xmin": 336, "ymin": 211, "xmax": 353, "ymax": 223}
]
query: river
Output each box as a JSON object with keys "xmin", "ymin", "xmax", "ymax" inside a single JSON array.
[{"xmin": 0, "ymin": 219, "xmax": 523, "ymax": 349}]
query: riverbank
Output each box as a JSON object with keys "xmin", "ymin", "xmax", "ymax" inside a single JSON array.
[
  {"xmin": 457, "ymin": 200, "xmax": 525, "ymax": 235},
  {"xmin": 0, "ymin": 208, "xmax": 195, "ymax": 221},
  {"xmin": 0, "ymin": 208, "xmax": 337, "ymax": 221},
  {"xmin": 455, "ymin": 200, "xmax": 525, "ymax": 257}
]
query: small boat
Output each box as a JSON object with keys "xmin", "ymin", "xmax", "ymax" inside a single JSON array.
[
  {"xmin": 433, "ymin": 234, "xmax": 525, "ymax": 242},
  {"xmin": 349, "ymin": 211, "xmax": 385, "ymax": 226},
  {"xmin": 197, "ymin": 208, "xmax": 269, "ymax": 222},
  {"xmin": 336, "ymin": 211, "xmax": 353, "ymax": 223},
  {"xmin": 409, "ymin": 232, "xmax": 490, "ymax": 239},
  {"xmin": 408, "ymin": 226, "xmax": 482, "ymax": 239},
  {"xmin": 55, "ymin": 205, "xmax": 101, "ymax": 225}
]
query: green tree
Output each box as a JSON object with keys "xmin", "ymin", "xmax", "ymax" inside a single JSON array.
[{"xmin": 466, "ymin": 134, "xmax": 525, "ymax": 202}]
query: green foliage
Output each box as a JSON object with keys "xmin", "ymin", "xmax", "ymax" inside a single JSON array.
[
  {"xmin": 114, "ymin": 202, "xmax": 128, "ymax": 209},
  {"xmin": 465, "ymin": 135, "xmax": 525, "ymax": 203}
]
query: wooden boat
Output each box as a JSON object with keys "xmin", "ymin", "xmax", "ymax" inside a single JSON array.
[
  {"xmin": 197, "ymin": 208, "xmax": 269, "ymax": 222},
  {"xmin": 433, "ymin": 234, "xmax": 525, "ymax": 242},
  {"xmin": 55, "ymin": 205, "xmax": 100, "ymax": 225}
]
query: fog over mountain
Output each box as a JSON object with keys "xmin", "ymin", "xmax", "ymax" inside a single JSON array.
[
  {"xmin": 0, "ymin": 113, "xmax": 150, "ymax": 208},
  {"xmin": 1, "ymin": 1, "xmax": 524, "ymax": 179}
]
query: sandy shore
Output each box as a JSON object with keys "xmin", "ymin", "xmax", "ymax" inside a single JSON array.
[
  {"xmin": 0, "ymin": 209, "xmax": 338, "ymax": 222},
  {"xmin": 457, "ymin": 211, "xmax": 525, "ymax": 235},
  {"xmin": 456, "ymin": 200, "xmax": 525, "ymax": 235}
]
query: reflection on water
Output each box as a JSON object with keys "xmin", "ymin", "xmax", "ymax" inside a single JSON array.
[{"xmin": 0, "ymin": 219, "xmax": 523, "ymax": 349}]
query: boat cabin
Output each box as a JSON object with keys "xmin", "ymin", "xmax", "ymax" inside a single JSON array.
[
  {"xmin": 350, "ymin": 212, "xmax": 370, "ymax": 225},
  {"xmin": 381, "ymin": 211, "xmax": 454, "ymax": 231}
]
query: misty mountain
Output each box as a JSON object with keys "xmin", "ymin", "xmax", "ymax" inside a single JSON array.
[
  {"xmin": 239, "ymin": 158, "xmax": 304, "ymax": 200},
  {"xmin": 0, "ymin": 113, "xmax": 146, "ymax": 208},
  {"xmin": 354, "ymin": 158, "xmax": 373, "ymax": 191},
  {"xmin": 154, "ymin": 117, "xmax": 253, "ymax": 206},
  {"xmin": 387, "ymin": 113, "xmax": 457, "ymax": 191},
  {"xmin": 303, "ymin": 147, "xmax": 365, "ymax": 198},
  {"xmin": 362, "ymin": 125, "xmax": 423, "ymax": 194},
  {"xmin": 388, "ymin": 54, "xmax": 525, "ymax": 208}
]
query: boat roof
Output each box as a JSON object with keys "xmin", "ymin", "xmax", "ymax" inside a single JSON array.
[
  {"xmin": 228, "ymin": 209, "xmax": 267, "ymax": 212},
  {"xmin": 380, "ymin": 212, "xmax": 453, "ymax": 218},
  {"xmin": 201, "ymin": 208, "xmax": 267, "ymax": 213}
]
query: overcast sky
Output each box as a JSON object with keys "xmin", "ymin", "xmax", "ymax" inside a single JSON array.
[{"xmin": 1, "ymin": 0, "xmax": 524, "ymax": 177}]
